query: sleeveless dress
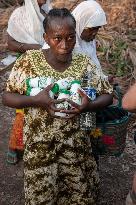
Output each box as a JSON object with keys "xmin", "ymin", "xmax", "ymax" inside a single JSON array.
[{"xmin": 6, "ymin": 50, "xmax": 112, "ymax": 205}]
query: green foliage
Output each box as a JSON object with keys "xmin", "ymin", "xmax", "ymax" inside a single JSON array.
[{"xmin": 98, "ymin": 38, "xmax": 132, "ymax": 77}]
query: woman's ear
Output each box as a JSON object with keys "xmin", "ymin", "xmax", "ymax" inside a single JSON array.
[{"xmin": 43, "ymin": 33, "xmax": 48, "ymax": 43}]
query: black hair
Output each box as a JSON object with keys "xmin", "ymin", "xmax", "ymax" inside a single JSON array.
[
  {"xmin": 18, "ymin": 0, "xmax": 24, "ymax": 5},
  {"xmin": 43, "ymin": 8, "xmax": 76, "ymax": 33}
]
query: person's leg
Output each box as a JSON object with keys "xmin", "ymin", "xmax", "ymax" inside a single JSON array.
[
  {"xmin": 57, "ymin": 131, "xmax": 99, "ymax": 205},
  {"xmin": 126, "ymin": 173, "xmax": 136, "ymax": 205}
]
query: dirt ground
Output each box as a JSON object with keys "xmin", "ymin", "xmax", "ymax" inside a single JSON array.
[{"xmin": 0, "ymin": 69, "xmax": 136, "ymax": 205}]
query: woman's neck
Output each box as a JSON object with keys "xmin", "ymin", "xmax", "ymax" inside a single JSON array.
[{"xmin": 43, "ymin": 49, "xmax": 72, "ymax": 72}]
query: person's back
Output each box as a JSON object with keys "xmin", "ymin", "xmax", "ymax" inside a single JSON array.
[{"xmin": 7, "ymin": 0, "xmax": 52, "ymax": 53}]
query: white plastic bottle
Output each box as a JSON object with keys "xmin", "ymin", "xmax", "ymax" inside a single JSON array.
[
  {"xmin": 42, "ymin": 77, "xmax": 54, "ymax": 88},
  {"xmin": 56, "ymin": 77, "xmax": 72, "ymax": 90},
  {"xmin": 26, "ymin": 77, "xmax": 40, "ymax": 88},
  {"xmin": 26, "ymin": 77, "xmax": 54, "ymax": 88},
  {"xmin": 70, "ymin": 80, "xmax": 82, "ymax": 105},
  {"xmin": 26, "ymin": 87, "xmax": 42, "ymax": 96},
  {"xmin": 80, "ymin": 71, "xmax": 96, "ymax": 130},
  {"xmin": 26, "ymin": 83, "xmax": 59, "ymax": 99},
  {"xmin": 55, "ymin": 89, "xmax": 70, "ymax": 117}
]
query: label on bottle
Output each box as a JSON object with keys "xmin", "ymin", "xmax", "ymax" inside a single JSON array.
[
  {"xmin": 56, "ymin": 78, "xmax": 71, "ymax": 90},
  {"xmin": 26, "ymin": 87, "xmax": 42, "ymax": 96},
  {"xmin": 55, "ymin": 90, "xmax": 70, "ymax": 117},
  {"xmin": 26, "ymin": 77, "xmax": 54, "ymax": 88},
  {"xmin": 82, "ymin": 87, "xmax": 96, "ymax": 101},
  {"xmin": 70, "ymin": 92, "xmax": 82, "ymax": 105}
]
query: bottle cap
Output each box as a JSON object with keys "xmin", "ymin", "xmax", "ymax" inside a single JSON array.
[
  {"xmin": 16, "ymin": 53, "xmax": 21, "ymax": 59},
  {"xmin": 26, "ymin": 87, "xmax": 32, "ymax": 96},
  {"xmin": 71, "ymin": 80, "xmax": 81, "ymax": 85},
  {"xmin": 26, "ymin": 78, "xmax": 31, "ymax": 88},
  {"xmin": 59, "ymin": 89, "xmax": 70, "ymax": 95},
  {"xmin": 51, "ymin": 83, "xmax": 59, "ymax": 94}
]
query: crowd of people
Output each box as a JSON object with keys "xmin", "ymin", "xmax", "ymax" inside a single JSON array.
[{"xmin": 2, "ymin": 0, "xmax": 135, "ymax": 205}]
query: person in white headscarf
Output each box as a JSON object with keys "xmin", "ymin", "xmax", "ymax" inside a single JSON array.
[
  {"xmin": 72, "ymin": 0, "xmax": 108, "ymax": 79},
  {"xmin": 7, "ymin": 0, "xmax": 52, "ymax": 53},
  {"xmin": 6, "ymin": 0, "xmax": 52, "ymax": 165}
]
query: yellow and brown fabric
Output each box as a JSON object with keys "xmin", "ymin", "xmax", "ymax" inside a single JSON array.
[{"xmin": 6, "ymin": 50, "xmax": 112, "ymax": 205}]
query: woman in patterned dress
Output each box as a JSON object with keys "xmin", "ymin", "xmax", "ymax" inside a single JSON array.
[{"xmin": 3, "ymin": 8, "xmax": 113, "ymax": 205}]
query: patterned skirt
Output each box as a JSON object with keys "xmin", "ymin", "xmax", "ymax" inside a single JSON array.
[{"xmin": 23, "ymin": 126, "xmax": 99, "ymax": 205}]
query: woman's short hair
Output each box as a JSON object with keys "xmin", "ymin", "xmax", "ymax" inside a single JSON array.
[{"xmin": 43, "ymin": 8, "xmax": 76, "ymax": 33}]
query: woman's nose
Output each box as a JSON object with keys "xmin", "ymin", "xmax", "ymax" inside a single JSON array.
[{"xmin": 60, "ymin": 40, "xmax": 68, "ymax": 50}]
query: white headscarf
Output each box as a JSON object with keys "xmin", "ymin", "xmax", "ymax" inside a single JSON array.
[
  {"xmin": 72, "ymin": 0, "xmax": 107, "ymax": 68},
  {"xmin": 7, "ymin": 0, "xmax": 52, "ymax": 46}
]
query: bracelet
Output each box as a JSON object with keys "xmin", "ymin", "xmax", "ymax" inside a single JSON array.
[{"xmin": 18, "ymin": 43, "xmax": 25, "ymax": 53}]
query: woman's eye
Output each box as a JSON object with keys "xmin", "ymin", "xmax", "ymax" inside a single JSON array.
[
  {"xmin": 68, "ymin": 36, "xmax": 75, "ymax": 41},
  {"xmin": 54, "ymin": 37, "xmax": 61, "ymax": 41}
]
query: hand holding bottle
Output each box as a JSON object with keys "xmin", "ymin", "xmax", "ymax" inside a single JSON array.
[
  {"xmin": 33, "ymin": 84, "xmax": 65, "ymax": 117},
  {"xmin": 59, "ymin": 89, "xmax": 91, "ymax": 119}
]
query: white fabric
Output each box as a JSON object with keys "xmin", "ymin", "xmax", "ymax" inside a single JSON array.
[
  {"xmin": 72, "ymin": 0, "xmax": 107, "ymax": 77},
  {"xmin": 7, "ymin": 0, "xmax": 52, "ymax": 46},
  {"xmin": 1, "ymin": 55, "xmax": 17, "ymax": 66},
  {"xmin": 42, "ymin": 42, "xmax": 50, "ymax": 49}
]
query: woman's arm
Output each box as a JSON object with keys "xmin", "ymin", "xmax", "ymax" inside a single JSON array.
[
  {"xmin": 122, "ymin": 83, "xmax": 136, "ymax": 112},
  {"xmin": 2, "ymin": 92, "xmax": 35, "ymax": 109},
  {"xmin": 7, "ymin": 34, "xmax": 42, "ymax": 53},
  {"xmin": 2, "ymin": 86, "xmax": 65, "ymax": 116},
  {"xmin": 87, "ymin": 93, "xmax": 113, "ymax": 112},
  {"xmin": 59, "ymin": 91, "xmax": 113, "ymax": 118},
  {"xmin": 2, "ymin": 85, "xmax": 53, "ymax": 109}
]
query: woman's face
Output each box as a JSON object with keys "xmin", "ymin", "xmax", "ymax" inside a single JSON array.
[
  {"xmin": 18, "ymin": 0, "xmax": 24, "ymax": 5},
  {"xmin": 44, "ymin": 17, "xmax": 76, "ymax": 62},
  {"xmin": 37, "ymin": 0, "xmax": 47, "ymax": 7},
  {"xmin": 80, "ymin": 26, "xmax": 101, "ymax": 42}
]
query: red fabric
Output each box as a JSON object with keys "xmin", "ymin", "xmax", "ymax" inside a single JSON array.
[
  {"xmin": 102, "ymin": 135, "xmax": 115, "ymax": 145},
  {"xmin": 9, "ymin": 113, "xmax": 24, "ymax": 150}
]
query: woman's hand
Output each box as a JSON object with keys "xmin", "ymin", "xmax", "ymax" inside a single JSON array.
[
  {"xmin": 59, "ymin": 89, "xmax": 90, "ymax": 119},
  {"xmin": 33, "ymin": 84, "xmax": 65, "ymax": 117}
]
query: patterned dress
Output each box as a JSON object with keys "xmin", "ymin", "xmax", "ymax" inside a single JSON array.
[{"xmin": 6, "ymin": 50, "xmax": 112, "ymax": 205}]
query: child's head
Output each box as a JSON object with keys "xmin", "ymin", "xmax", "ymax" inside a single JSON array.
[
  {"xmin": 43, "ymin": 8, "xmax": 76, "ymax": 62},
  {"xmin": 72, "ymin": 1, "xmax": 106, "ymax": 42},
  {"xmin": 37, "ymin": 0, "xmax": 47, "ymax": 7},
  {"xmin": 24, "ymin": 0, "xmax": 47, "ymax": 7},
  {"xmin": 80, "ymin": 26, "xmax": 101, "ymax": 42},
  {"xmin": 18, "ymin": 0, "xmax": 24, "ymax": 5}
]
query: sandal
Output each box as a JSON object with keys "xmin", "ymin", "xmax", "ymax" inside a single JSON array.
[
  {"xmin": 126, "ymin": 192, "xmax": 136, "ymax": 205},
  {"xmin": 6, "ymin": 150, "xmax": 18, "ymax": 165},
  {"xmin": 130, "ymin": 190, "xmax": 136, "ymax": 204}
]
